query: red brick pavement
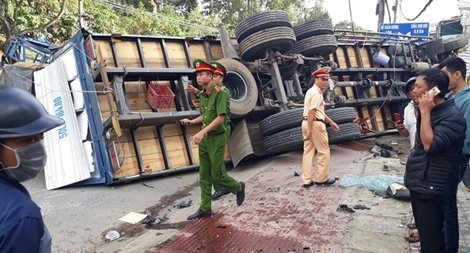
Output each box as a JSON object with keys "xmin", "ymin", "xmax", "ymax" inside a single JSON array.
[{"xmin": 151, "ymin": 144, "xmax": 367, "ymax": 253}]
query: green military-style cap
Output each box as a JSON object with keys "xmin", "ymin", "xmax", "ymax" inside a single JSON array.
[
  {"xmin": 210, "ymin": 61, "xmax": 227, "ymax": 76},
  {"xmin": 193, "ymin": 59, "xmax": 216, "ymax": 72}
]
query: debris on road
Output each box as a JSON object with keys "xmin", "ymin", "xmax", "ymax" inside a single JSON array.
[
  {"xmin": 339, "ymin": 174, "xmax": 404, "ymax": 191},
  {"xmin": 105, "ymin": 230, "xmax": 121, "ymax": 242},
  {"xmin": 173, "ymin": 198, "xmax": 192, "ymax": 209},
  {"xmin": 336, "ymin": 204, "xmax": 355, "ymax": 213},
  {"xmin": 142, "ymin": 183, "xmax": 155, "ymax": 188},
  {"xmin": 118, "ymin": 212, "xmax": 149, "ymax": 224},
  {"xmin": 352, "ymin": 204, "xmax": 370, "ymax": 210},
  {"xmin": 294, "ymin": 171, "xmax": 300, "ymax": 177}
]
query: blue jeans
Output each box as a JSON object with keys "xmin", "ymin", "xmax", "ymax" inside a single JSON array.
[{"xmin": 444, "ymin": 163, "xmax": 467, "ymax": 253}]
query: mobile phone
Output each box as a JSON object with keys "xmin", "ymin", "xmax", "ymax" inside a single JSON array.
[
  {"xmin": 429, "ymin": 86, "xmax": 441, "ymax": 97},
  {"xmin": 394, "ymin": 113, "xmax": 402, "ymax": 123}
]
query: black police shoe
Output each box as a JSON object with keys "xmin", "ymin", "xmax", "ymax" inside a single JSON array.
[
  {"xmin": 187, "ymin": 208, "xmax": 213, "ymax": 220},
  {"xmin": 315, "ymin": 178, "xmax": 336, "ymax": 186},
  {"xmin": 303, "ymin": 181, "xmax": 315, "ymax": 188},
  {"xmin": 237, "ymin": 182, "xmax": 245, "ymax": 206},
  {"xmin": 212, "ymin": 189, "xmax": 230, "ymax": 200}
]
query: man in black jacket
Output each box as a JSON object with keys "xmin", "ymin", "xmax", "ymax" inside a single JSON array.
[{"xmin": 405, "ymin": 68, "xmax": 467, "ymax": 253}]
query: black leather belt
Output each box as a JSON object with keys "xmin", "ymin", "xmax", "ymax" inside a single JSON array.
[
  {"xmin": 206, "ymin": 131, "xmax": 224, "ymax": 136},
  {"xmin": 302, "ymin": 117, "xmax": 325, "ymax": 122}
]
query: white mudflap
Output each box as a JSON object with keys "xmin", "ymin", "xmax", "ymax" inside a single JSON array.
[{"xmin": 34, "ymin": 49, "xmax": 93, "ymax": 189}]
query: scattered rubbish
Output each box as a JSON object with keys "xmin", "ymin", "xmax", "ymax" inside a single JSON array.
[
  {"xmin": 155, "ymin": 232, "xmax": 163, "ymax": 236},
  {"xmin": 374, "ymin": 190, "xmax": 391, "ymax": 198},
  {"xmin": 334, "ymin": 177, "xmax": 339, "ymax": 180},
  {"xmin": 375, "ymin": 141, "xmax": 393, "ymax": 151},
  {"xmin": 155, "ymin": 213, "xmax": 169, "ymax": 225},
  {"xmin": 382, "ymin": 164, "xmax": 398, "ymax": 171},
  {"xmin": 118, "ymin": 212, "xmax": 149, "ymax": 224},
  {"xmin": 396, "ymin": 224, "xmax": 405, "ymax": 228},
  {"xmin": 267, "ymin": 187, "xmax": 280, "ymax": 193},
  {"xmin": 352, "ymin": 204, "xmax": 370, "ymax": 210},
  {"xmin": 336, "ymin": 204, "xmax": 355, "ymax": 213},
  {"xmin": 141, "ymin": 183, "xmax": 154, "ymax": 188},
  {"xmin": 386, "ymin": 182, "xmax": 410, "ymax": 201},
  {"xmin": 294, "ymin": 171, "xmax": 300, "ymax": 177},
  {"xmin": 339, "ymin": 174, "xmax": 404, "ymax": 191},
  {"xmin": 266, "ymin": 221, "xmax": 281, "ymax": 229},
  {"xmin": 216, "ymin": 224, "xmax": 227, "ymax": 228},
  {"xmin": 380, "ymin": 149, "xmax": 391, "ymax": 158},
  {"xmin": 173, "ymin": 198, "xmax": 192, "ymax": 209},
  {"xmin": 105, "ymin": 230, "xmax": 121, "ymax": 241},
  {"xmin": 391, "ymin": 142, "xmax": 398, "ymax": 145},
  {"xmin": 135, "ymin": 214, "xmax": 157, "ymax": 229},
  {"xmin": 171, "ymin": 224, "xmax": 180, "ymax": 229}
]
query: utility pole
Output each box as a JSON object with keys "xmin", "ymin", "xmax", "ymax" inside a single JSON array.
[
  {"xmin": 376, "ymin": 0, "xmax": 385, "ymax": 32},
  {"xmin": 79, "ymin": 0, "xmax": 84, "ymax": 28}
]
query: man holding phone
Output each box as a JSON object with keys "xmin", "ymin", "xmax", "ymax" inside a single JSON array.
[
  {"xmin": 405, "ymin": 68, "xmax": 467, "ymax": 252},
  {"xmin": 396, "ymin": 77, "xmax": 418, "ymax": 149}
]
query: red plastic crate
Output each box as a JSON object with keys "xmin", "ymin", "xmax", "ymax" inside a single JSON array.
[{"xmin": 146, "ymin": 82, "xmax": 175, "ymax": 110}]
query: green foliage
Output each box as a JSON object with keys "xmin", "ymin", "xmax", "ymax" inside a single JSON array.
[
  {"xmin": 334, "ymin": 20, "xmax": 370, "ymax": 31},
  {"xmin": 0, "ymin": 0, "xmax": 332, "ymax": 52}
]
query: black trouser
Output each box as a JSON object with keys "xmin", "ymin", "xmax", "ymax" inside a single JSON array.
[
  {"xmin": 411, "ymin": 196, "xmax": 445, "ymax": 253},
  {"xmin": 443, "ymin": 162, "xmax": 466, "ymax": 253}
]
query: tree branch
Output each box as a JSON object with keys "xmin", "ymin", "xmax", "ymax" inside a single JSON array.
[
  {"xmin": 18, "ymin": 0, "xmax": 68, "ymax": 36},
  {"xmin": 13, "ymin": 0, "xmax": 25, "ymax": 26}
]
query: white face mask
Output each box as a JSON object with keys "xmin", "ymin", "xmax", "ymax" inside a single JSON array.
[{"xmin": 0, "ymin": 140, "xmax": 47, "ymax": 182}]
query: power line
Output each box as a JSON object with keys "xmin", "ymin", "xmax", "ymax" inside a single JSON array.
[
  {"xmin": 400, "ymin": 0, "xmax": 433, "ymax": 21},
  {"xmin": 94, "ymin": 0, "xmax": 219, "ymax": 33}
]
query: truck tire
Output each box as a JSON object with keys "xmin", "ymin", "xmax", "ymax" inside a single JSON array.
[
  {"xmin": 325, "ymin": 107, "xmax": 357, "ymax": 126},
  {"xmin": 235, "ymin": 10, "xmax": 292, "ymax": 44},
  {"xmin": 239, "ymin": 27, "xmax": 297, "ymax": 62},
  {"xmin": 293, "ymin": 19, "xmax": 334, "ymax": 41},
  {"xmin": 259, "ymin": 107, "xmax": 356, "ymax": 136},
  {"xmin": 327, "ymin": 123, "xmax": 361, "ymax": 144},
  {"xmin": 289, "ymin": 34, "xmax": 338, "ymax": 57},
  {"xmin": 263, "ymin": 127, "xmax": 303, "ymax": 154},
  {"xmin": 259, "ymin": 108, "xmax": 303, "ymax": 136},
  {"xmin": 263, "ymin": 122, "xmax": 361, "ymax": 154},
  {"xmin": 443, "ymin": 35, "xmax": 469, "ymax": 52},
  {"xmin": 217, "ymin": 58, "xmax": 258, "ymax": 118}
]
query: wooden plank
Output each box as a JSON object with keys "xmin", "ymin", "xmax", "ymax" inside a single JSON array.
[
  {"xmin": 188, "ymin": 42, "xmax": 208, "ymax": 62},
  {"xmin": 113, "ymin": 40, "xmax": 142, "ymax": 67},
  {"xmin": 361, "ymin": 46, "xmax": 372, "ymax": 67},
  {"xmin": 210, "ymin": 43, "xmax": 224, "ymax": 60},
  {"xmin": 113, "ymin": 132, "xmax": 232, "ymax": 178},
  {"xmin": 347, "ymin": 47, "xmax": 358, "ymax": 67},
  {"xmin": 373, "ymin": 105, "xmax": 385, "ymax": 131},
  {"xmin": 166, "ymin": 42, "xmax": 188, "ymax": 68},
  {"xmin": 95, "ymin": 41, "xmax": 115, "ymax": 67},
  {"xmin": 141, "ymin": 41, "xmax": 166, "ymax": 68}
]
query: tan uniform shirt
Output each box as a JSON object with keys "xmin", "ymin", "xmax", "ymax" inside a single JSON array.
[{"xmin": 303, "ymin": 84, "xmax": 325, "ymax": 120}]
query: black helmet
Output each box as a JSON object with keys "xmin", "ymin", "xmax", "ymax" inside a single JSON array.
[{"xmin": 0, "ymin": 85, "xmax": 64, "ymax": 139}]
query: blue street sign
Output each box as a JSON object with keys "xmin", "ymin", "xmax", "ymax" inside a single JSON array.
[{"xmin": 379, "ymin": 22, "xmax": 430, "ymax": 40}]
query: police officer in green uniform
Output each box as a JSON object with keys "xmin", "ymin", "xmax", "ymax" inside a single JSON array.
[
  {"xmin": 185, "ymin": 61, "xmax": 231, "ymax": 200},
  {"xmin": 180, "ymin": 59, "xmax": 246, "ymax": 220}
]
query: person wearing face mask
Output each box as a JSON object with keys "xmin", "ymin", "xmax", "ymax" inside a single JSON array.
[
  {"xmin": 301, "ymin": 67, "xmax": 340, "ymax": 188},
  {"xmin": 0, "ymin": 85, "xmax": 64, "ymax": 252},
  {"xmin": 404, "ymin": 68, "xmax": 467, "ymax": 253}
]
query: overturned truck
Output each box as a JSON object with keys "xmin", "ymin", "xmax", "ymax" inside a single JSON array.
[{"xmin": 3, "ymin": 11, "xmax": 461, "ymax": 188}]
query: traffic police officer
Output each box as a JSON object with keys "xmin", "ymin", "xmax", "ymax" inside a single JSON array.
[
  {"xmin": 0, "ymin": 85, "xmax": 64, "ymax": 252},
  {"xmin": 180, "ymin": 59, "xmax": 245, "ymax": 220},
  {"xmin": 301, "ymin": 67, "xmax": 339, "ymax": 188}
]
